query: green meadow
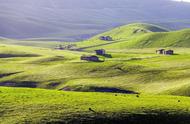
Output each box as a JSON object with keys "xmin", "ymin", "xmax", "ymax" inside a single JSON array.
[
  {"xmin": 1, "ymin": 23, "xmax": 190, "ymax": 123},
  {"xmin": 1, "ymin": 87, "xmax": 190, "ymax": 124}
]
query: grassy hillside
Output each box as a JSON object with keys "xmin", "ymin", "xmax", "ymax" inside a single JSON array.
[
  {"xmin": 1, "ymin": 43, "xmax": 190, "ymax": 96},
  {"xmin": 1, "ymin": 87, "xmax": 190, "ymax": 124},
  {"xmin": 77, "ymin": 23, "xmax": 190, "ymax": 50},
  {"xmin": 100, "ymin": 29, "xmax": 190, "ymax": 49},
  {"xmin": 77, "ymin": 23, "xmax": 169, "ymax": 49},
  {"xmin": 91, "ymin": 23, "xmax": 169, "ymax": 40}
]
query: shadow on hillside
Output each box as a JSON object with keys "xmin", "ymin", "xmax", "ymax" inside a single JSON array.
[
  {"xmin": 102, "ymin": 54, "xmax": 112, "ymax": 58},
  {"xmin": 61, "ymin": 86, "xmax": 138, "ymax": 94},
  {"xmin": 0, "ymin": 71, "xmax": 23, "ymax": 78},
  {"xmin": 60, "ymin": 113, "xmax": 190, "ymax": 124},
  {"xmin": 173, "ymin": 53, "xmax": 179, "ymax": 55},
  {"xmin": 0, "ymin": 81, "xmax": 37, "ymax": 88},
  {"xmin": 0, "ymin": 53, "xmax": 40, "ymax": 58},
  {"xmin": 93, "ymin": 87, "xmax": 138, "ymax": 94}
]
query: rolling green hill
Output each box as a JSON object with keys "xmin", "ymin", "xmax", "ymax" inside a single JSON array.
[
  {"xmin": 100, "ymin": 29, "xmax": 190, "ymax": 49},
  {"xmin": 77, "ymin": 23, "xmax": 169, "ymax": 49},
  {"xmin": 91, "ymin": 23, "xmax": 169, "ymax": 40},
  {"xmin": 77, "ymin": 23, "xmax": 190, "ymax": 50}
]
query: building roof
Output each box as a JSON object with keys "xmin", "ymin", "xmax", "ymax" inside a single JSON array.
[
  {"xmin": 95, "ymin": 49, "xmax": 105, "ymax": 51},
  {"xmin": 166, "ymin": 50, "xmax": 173, "ymax": 51}
]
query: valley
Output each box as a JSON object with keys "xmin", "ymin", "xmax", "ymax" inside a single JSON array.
[{"xmin": 1, "ymin": 23, "xmax": 190, "ymax": 123}]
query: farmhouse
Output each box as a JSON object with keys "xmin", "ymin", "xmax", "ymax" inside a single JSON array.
[
  {"xmin": 164, "ymin": 50, "xmax": 174, "ymax": 55},
  {"xmin": 156, "ymin": 49, "xmax": 174, "ymax": 55},
  {"xmin": 81, "ymin": 55, "xmax": 99, "ymax": 62},
  {"xmin": 95, "ymin": 49, "xmax": 106, "ymax": 55},
  {"xmin": 99, "ymin": 36, "xmax": 113, "ymax": 41},
  {"xmin": 55, "ymin": 45, "xmax": 64, "ymax": 50},
  {"xmin": 55, "ymin": 44, "xmax": 77, "ymax": 50},
  {"xmin": 156, "ymin": 49, "xmax": 165, "ymax": 54}
]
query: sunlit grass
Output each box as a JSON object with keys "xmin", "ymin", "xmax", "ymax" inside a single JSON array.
[{"xmin": 1, "ymin": 87, "xmax": 190, "ymax": 123}]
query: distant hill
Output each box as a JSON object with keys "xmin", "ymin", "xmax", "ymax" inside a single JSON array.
[
  {"xmin": 78, "ymin": 23, "xmax": 190, "ymax": 49},
  {"xmin": 1, "ymin": 0, "xmax": 190, "ymax": 41},
  {"xmin": 93, "ymin": 23, "xmax": 169, "ymax": 39}
]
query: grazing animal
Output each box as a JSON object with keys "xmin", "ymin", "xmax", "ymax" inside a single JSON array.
[
  {"xmin": 136, "ymin": 94, "xmax": 140, "ymax": 98},
  {"xmin": 178, "ymin": 100, "xmax": 181, "ymax": 103},
  {"xmin": 89, "ymin": 108, "xmax": 96, "ymax": 113}
]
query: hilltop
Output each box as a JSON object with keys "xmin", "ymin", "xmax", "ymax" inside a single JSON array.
[
  {"xmin": 77, "ymin": 23, "xmax": 190, "ymax": 50},
  {"xmin": 77, "ymin": 23, "xmax": 168, "ymax": 48},
  {"xmin": 92, "ymin": 23, "xmax": 169, "ymax": 39}
]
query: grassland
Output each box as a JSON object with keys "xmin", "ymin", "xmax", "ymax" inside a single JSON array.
[
  {"xmin": 1, "ymin": 23, "xmax": 190, "ymax": 123},
  {"xmin": 1, "ymin": 43, "xmax": 190, "ymax": 96},
  {"xmin": 1, "ymin": 87, "xmax": 190, "ymax": 124}
]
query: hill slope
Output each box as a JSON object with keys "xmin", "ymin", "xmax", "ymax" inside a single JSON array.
[
  {"xmin": 102, "ymin": 29, "xmax": 190, "ymax": 49},
  {"xmin": 77, "ymin": 23, "xmax": 190, "ymax": 50},
  {"xmin": 92, "ymin": 23, "xmax": 169, "ymax": 41},
  {"xmin": 77, "ymin": 23, "xmax": 169, "ymax": 48}
]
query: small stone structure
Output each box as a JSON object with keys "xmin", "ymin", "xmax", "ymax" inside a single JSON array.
[
  {"xmin": 164, "ymin": 50, "xmax": 174, "ymax": 55},
  {"xmin": 81, "ymin": 55, "xmax": 99, "ymax": 62},
  {"xmin": 156, "ymin": 49, "xmax": 165, "ymax": 54},
  {"xmin": 156, "ymin": 49, "xmax": 174, "ymax": 55},
  {"xmin": 99, "ymin": 36, "xmax": 113, "ymax": 41},
  {"xmin": 55, "ymin": 45, "xmax": 64, "ymax": 50},
  {"xmin": 55, "ymin": 44, "xmax": 77, "ymax": 50},
  {"xmin": 95, "ymin": 49, "xmax": 106, "ymax": 55}
]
